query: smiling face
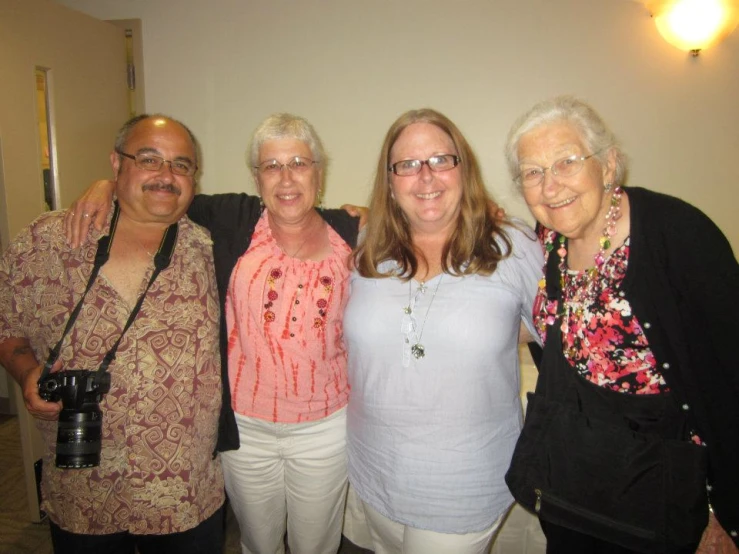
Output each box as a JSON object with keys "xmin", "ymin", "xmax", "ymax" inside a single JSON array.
[
  {"xmin": 111, "ymin": 117, "xmax": 196, "ymax": 226},
  {"xmin": 389, "ymin": 122, "xmax": 462, "ymax": 238},
  {"xmin": 255, "ymin": 138, "xmax": 322, "ymax": 227},
  {"xmin": 518, "ymin": 122, "xmax": 616, "ymax": 242}
]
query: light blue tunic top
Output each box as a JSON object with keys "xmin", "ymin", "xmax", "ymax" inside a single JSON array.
[{"xmin": 345, "ymin": 223, "xmax": 543, "ymax": 533}]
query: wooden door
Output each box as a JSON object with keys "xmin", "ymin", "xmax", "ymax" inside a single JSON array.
[{"xmin": 0, "ymin": 0, "xmax": 128, "ymax": 521}]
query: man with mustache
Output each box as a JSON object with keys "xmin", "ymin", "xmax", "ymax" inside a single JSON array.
[{"xmin": 0, "ymin": 115, "xmax": 225, "ymax": 553}]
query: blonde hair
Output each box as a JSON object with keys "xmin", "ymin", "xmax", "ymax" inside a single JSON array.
[{"xmin": 354, "ymin": 108, "xmax": 511, "ymax": 279}]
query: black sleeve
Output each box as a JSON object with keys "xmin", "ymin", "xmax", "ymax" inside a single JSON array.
[
  {"xmin": 187, "ymin": 194, "xmax": 217, "ymax": 228},
  {"xmin": 188, "ymin": 193, "xmax": 259, "ymax": 232},
  {"xmin": 671, "ymin": 204, "xmax": 739, "ymax": 393},
  {"xmin": 319, "ymin": 208, "xmax": 360, "ymax": 248}
]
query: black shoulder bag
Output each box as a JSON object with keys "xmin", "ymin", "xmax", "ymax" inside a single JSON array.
[{"xmin": 505, "ymin": 234, "xmax": 708, "ymax": 554}]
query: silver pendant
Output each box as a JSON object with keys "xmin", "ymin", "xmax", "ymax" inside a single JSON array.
[{"xmin": 411, "ymin": 343, "xmax": 425, "ymax": 359}]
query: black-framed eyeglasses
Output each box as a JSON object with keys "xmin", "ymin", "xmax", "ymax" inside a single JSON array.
[
  {"xmin": 254, "ymin": 156, "xmax": 318, "ymax": 176},
  {"xmin": 116, "ymin": 150, "xmax": 198, "ymax": 176},
  {"xmin": 517, "ymin": 151, "xmax": 600, "ymax": 188},
  {"xmin": 389, "ymin": 154, "xmax": 460, "ymax": 176}
]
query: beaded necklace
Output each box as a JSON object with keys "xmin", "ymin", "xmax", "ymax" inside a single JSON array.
[{"xmin": 539, "ymin": 186, "xmax": 623, "ymax": 335}]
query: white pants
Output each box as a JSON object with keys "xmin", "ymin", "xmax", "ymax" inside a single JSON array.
[
  {"xmin": 221, "ymin": 408, "xmax": 348, "ymax": 554},
  {"xmin": 362, "ymin": 501, "xmax": 504, "ymax": 554}
]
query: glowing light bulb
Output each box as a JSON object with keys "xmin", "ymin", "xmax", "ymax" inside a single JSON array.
[{"xmin": 649, "ymin": 0, "xmax": 739, "ymax": 55}]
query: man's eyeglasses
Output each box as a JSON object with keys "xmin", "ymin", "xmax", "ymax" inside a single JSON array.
[
  {"xmin": 254, "ymin": 156, "xmax": 318, "ymax": 176},
  {"xmin": 116, "ymin": 150, "xmax": 197, "ymax": 177},
  {"xmin": 517, "ymin": 152, "xmax": 600, "ymax": 188},
  {"xmin": 389, "ymin": 154, "xmax": 460, "ymax": 176}
]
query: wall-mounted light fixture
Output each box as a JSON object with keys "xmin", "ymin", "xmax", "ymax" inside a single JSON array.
[{"xmin": 647, "ymin": 0, "xmax": 739, "ymax": 56}]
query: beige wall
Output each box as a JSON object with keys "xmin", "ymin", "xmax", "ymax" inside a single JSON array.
[{"xmin": 55, "ymin": 0, "xmax": 739, "ymax": 250}]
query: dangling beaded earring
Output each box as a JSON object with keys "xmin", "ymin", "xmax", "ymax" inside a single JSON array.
[
  {"xmin": 317, "ymin": 188, "xmax": 325, "ymax": 210},
  {"xmin": 604, "ymin": 182, "xmax": 613, "ymax": 192}
]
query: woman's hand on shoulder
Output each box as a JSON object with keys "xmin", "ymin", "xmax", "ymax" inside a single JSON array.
[
  {"xmin": 64, "ymin": 180, "xmax": 116, "ymax": 248},
  {"xmin": 488, "ymin": 199, "xmax": 506, "ymax": 223},
  {"xmin": 340, "ymin": 204, "xmax": 369, "ymax": 229}
]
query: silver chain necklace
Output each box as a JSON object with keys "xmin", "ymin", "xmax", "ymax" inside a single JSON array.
[{"xmin": 402, "ymin": 276, "xmax": 443, "ymax": 361}]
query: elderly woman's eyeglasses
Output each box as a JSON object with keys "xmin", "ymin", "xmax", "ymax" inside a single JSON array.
[
  {"xmin": 389, "ymin": 154, "xmax": 460, "ymax": 176},
  {"xmin": 116, "ymin": 150, "xmax": 197, "ymax": 176},
  {"xmin": 518, "ymin": 152, "xmax": 599, "ymax": 188},
  {"xmin": 254, "ymin": 156, "xmax": 318, "ymax": 176}
]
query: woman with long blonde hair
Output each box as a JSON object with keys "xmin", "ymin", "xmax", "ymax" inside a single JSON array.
[{"xmin": 344, "ymin": 108, "xmax": 542, "ymax": 554}]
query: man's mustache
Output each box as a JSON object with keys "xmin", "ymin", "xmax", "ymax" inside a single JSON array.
[{"xmin": 142, "ymin": 183, "xmax": 181, "ymax": 195}]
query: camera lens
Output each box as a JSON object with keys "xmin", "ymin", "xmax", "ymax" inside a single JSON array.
[
  {"xmin": 41, "ymin": 370, "xmax": 109, "ymax": 469},
  {"xmin": 55, "ymin": 406, "xmax": 103, "ymax": 469}
]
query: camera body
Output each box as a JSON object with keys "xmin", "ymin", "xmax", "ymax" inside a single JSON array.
[{"xmin": 38, "ymin": 370, "xmax": 111, "ymax": 469}]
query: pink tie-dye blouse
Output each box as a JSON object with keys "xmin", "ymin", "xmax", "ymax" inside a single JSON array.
[{"xmin": 225, "ymin": 212, "xmax": 351, "ymax": 423}]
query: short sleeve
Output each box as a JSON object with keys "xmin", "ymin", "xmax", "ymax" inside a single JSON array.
[{"xmin": 498, "ymin": 220, "xmax": 544, "ymax": 344}]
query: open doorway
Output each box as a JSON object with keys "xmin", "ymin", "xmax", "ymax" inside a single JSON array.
[{"xmin": 35, "ymin": 67, "xmax": 58, "ymax": 212}]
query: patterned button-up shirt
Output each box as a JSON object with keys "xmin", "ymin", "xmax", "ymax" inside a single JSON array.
[{"xmin": 0, "ymin": 209, "xmax": 224, "ymax": 535}]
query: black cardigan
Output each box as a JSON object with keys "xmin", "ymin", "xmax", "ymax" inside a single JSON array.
[
  {"xmin": 612, "ymin": 187, "xmax": 739, "ymax": 543},
  {"xmin": 186, "ymin": 194, "xmax": 359, "ymax": 454}
]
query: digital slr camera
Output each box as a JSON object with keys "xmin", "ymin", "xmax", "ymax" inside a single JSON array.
[{"xmin": 38, "ymin": 370, "xmax": 111, "ymax": 469}]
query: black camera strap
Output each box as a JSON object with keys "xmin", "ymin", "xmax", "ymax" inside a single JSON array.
[{"xmin": 40, "ymin": 202, "xmax": 179, "ymax": 381}]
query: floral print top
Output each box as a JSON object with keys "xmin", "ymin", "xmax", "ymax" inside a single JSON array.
[{"xmin": 533, "ymin": 228, "xmax": 669, "ymax": 395}]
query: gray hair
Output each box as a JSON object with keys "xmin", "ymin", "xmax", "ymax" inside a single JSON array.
[
  {"xmin": 113, "ymin": 113, "xmax": 199, "ymax": 166},
  {"xmin": 504, "ymin": 96, "xmax": 628, "ymax": 188},
  {"xmin": 248, "ymin": 113, "xmax": 327, "ymax": 172}
]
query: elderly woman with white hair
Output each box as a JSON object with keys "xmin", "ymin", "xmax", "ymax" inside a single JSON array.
[
  {"xmin": 504, "ymin": 96, "xmax": 739, "ymax": 554},
  {"xmin": 66, "ymin": 113, "xmax": 359, "ymax": 554}
]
